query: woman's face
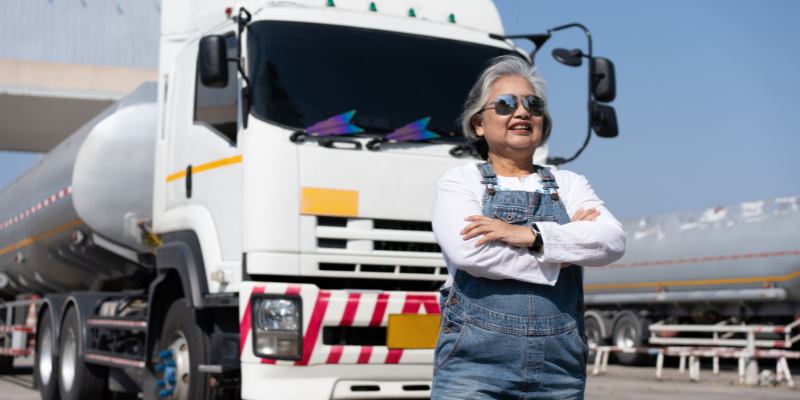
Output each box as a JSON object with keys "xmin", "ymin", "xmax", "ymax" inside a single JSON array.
[{"xmin": 473, "ymin": 76, "xmax": 544, "ymax": 158}]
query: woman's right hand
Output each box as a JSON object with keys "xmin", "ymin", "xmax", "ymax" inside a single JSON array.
[{"xmin": 559, "ymin": 208, "xmax": 601, "ymax": 268}]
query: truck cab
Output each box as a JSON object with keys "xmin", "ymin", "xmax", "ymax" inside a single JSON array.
[{"xmin": 151, "ymin": 1, "xmax": 545, "ymax": 398}]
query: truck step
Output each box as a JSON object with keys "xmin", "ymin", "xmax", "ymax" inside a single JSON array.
[
  {"xmin": 84, "ymin": 349, "xmax": 146, "ymax": 369},
  {"xmin": 86, "ymin": 317, "xmax": 147, "ymax": 330}
]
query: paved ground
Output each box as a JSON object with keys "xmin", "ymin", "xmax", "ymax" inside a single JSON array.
[
  {"xmin": 0, "ymin": 356, "xmax": 797, "ymax": 399},
  {"xmin": 0, "ymin": 356, "xmax": 37, "ymax": 400}
]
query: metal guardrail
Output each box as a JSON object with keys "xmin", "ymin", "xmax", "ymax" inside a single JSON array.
[
  {"xmin": 591, "ymin": 318, "xmax": 800, "ymax": 388},
  {"xmin": 590, "ymin": 345, "xmax": 797, "ymax": 388}
]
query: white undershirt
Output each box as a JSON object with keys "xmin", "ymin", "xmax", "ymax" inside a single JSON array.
[{"xmin": 432, "ymin": 161, "xmax": 626, "ymax": 287}]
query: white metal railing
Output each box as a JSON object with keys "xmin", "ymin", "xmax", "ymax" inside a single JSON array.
[
  {"xmin": 648, "ymin": 318, "xmax": 800, "ymax": 350},
  {"xmin": 590, "ymin": 318, "xmax": 800, "ymax": 388},
  {"xmin": 590, "ymin": 345, "xmax": 797, "ymax": 388}
]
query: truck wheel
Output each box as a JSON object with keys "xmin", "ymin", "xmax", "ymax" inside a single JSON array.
[
  {"xmin": 612, "ymin": 313, "xmax": 646, "ymax": 365},
  {"xmin": 34, "ymin": 306, "xmax": 60, "ymax": 400},
  {"xmin": 585, "ymin": 316, "xmax": 606, "ymax": 364},
  {"xmin": 155, "ymin": 299, "xmax": 212, "ymax": 400},
  {"xmin": 59, "ymin": 307, "xmax": 106, "ymax": 400}
]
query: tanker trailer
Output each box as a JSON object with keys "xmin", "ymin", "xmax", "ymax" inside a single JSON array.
[
  {"xmin": 583, "ymin": 195, "xmax": 800, "ymax": 364},
  {"xmin": 0, "ymin": 82, "xmax": 158, "ymax": 395}
]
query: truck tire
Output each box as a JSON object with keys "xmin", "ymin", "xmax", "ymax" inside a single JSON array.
[
  {"xmin": 155, "ymin": 299, "xmax": 212, "ymax": 400},
  {"xmin": 34, "ymin": 306, "xmax": 60, "ymax": 400},
  {"xmin": 585, "ymin": 315, "xmax": 606, "ymax": 364},
  {"xmin": 58, "ymin": 307, "xmax": 106, "ymax": 400},
  {"xmin": 611, "ymin": 313, "xmax": 647, "ymax": 365}
]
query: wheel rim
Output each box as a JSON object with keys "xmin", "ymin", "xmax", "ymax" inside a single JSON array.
[
  {"xmin": 586, "ymin": 325, "xmax": 600, "ymax": 349},
  {"xmin": 162, "ymin": 331, "xmax": 191, "ymax": 400},
  {"xmin": 60, "ymin": 327, "xmax": 77, "ymax": 392},
  {"xmin": 38, "ymin": 325, "xmax": 53, "ymax": 385},
  {"xmin": 614, "ymin": 324, "xmax": 637, "ymax": 349}
]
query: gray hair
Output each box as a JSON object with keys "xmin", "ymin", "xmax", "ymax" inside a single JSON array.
[{"xmin": 459, "ymin": 55, "xmax": 552, "ymax": 160}]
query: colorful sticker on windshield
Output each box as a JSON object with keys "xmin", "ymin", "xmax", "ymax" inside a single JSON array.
[
  {"xmin": 386, "ymin": 117, "xmax": 439, "ymax": 142},
  {"xmin": 305, "ymin": 110, "xmax": 365, "ymax": 136}
]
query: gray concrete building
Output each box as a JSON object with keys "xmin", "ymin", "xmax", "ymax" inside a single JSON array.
[{"xmin": 0, "ymin": 0, "xmax": 161, "ymax": 152}]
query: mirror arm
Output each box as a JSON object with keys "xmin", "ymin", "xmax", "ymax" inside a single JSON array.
[
  {"xmin": 234, "ymin": 7, "xmax": 252, "ymax": 87},
  {"xmin": 546, "ymin": 23, "xmax": 596, "ymax": 166},
  {"xmin": 234, "ymin": 7, "xmax": 252, "ymax": 128}
]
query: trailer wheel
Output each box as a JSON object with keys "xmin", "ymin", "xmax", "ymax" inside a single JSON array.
[
  {"xmin": 611, "ymin": 313, "xmax": 647, "ymax": 365},
  {"xmin": 585, "ymin": 316, "xmax": 606, "ymax": 363},
  {"xmin": 155, "ymin": 299, "xmax": 212, "ymax": 400},
  {"xmin": 34, "ymin": 306, "xmax": 60, "ymax": 400},
  {"xmin": 58, "ymin": 307, "xmax": 106, "ymax": 400}
]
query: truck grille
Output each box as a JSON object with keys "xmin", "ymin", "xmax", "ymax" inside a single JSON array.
[
  {"xmin": 309, "ymin": 216, "xmax": 445, "ymax": 279},
  {"xmin": 373, "ymin": 240, "xmax": 441, "ymax": 253}
]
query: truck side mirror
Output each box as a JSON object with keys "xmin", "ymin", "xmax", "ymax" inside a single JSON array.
[
  {"xmin": 593, "ymin": 104, "xmax": 618, "ymax": 138},
  {"xmin": 592, "ymin": 57, "xmax": 616, "ymax": 103},
  {"xmin": 198, "ymin": 35, "xmax": 229, "ymax": 88}
]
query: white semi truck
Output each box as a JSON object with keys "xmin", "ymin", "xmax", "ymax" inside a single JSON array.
[{"xmin": 0, "ymin": 1, "xmax": 623, "ymax": 399}]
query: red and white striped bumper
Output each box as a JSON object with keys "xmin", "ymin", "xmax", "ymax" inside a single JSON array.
[{"xmin": 239, "ymin": 281, "xmax": 439, "ymax": 399}]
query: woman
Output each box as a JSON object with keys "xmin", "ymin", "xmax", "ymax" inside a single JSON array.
[{"xmin": 431, "ymin": 55, "xmax": 626, "ymax": 399}]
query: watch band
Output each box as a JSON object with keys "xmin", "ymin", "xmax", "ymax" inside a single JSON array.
[{"xmin": 530, "ymin": 223, "xmax": 543, "ymax": 252}]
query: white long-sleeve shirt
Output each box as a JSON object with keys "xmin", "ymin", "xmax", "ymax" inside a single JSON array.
[{"xmin": 432, "ymin": 162, "xmax": 626, "ymax": 287}]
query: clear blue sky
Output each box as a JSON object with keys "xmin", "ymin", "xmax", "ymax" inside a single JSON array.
[
  {"xmin": 494, "ymin": 0, "xmax": 800, "ymax": 218},
  {"xmin": 1, "ymin": 0, "xmax": 798, "ymax": 219}
]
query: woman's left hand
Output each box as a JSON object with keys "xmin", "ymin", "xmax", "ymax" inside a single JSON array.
[{"xmin": 461, "ymin": 216, "xmax": 535, "ymax": 247}]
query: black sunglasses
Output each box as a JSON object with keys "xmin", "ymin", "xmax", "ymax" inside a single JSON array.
[{"xmin": 479, "ymin": 95, "xmax": 545, "ymax": 117}]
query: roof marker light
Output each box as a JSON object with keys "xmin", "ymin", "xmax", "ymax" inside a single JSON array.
[
  {"xmin": 448, "ymin": 13, "xmax": 456, "ymax": 23},
  {"xmin": 369, "ymin": 2, "xmax": 377, "ymax": 12},
  {"xmin": 408, "ymin": 8, "xmax": 416, "ymax": 17},
  {"xmin": 326, "ymin": 0, "xmax": 334, "ymax": 6},
  {"xmin": 225, "ymin": 7, "xmax": 232, "ymax": 16}
]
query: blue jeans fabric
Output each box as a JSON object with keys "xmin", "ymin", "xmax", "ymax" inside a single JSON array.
[{"xmin": 432, "ymin": 162, "xmax": 587, "ymax": 399}]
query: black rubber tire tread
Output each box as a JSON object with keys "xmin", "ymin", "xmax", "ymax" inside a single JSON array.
[
  {"xmin": 159, "ymin": 299, "xmax": 214, "ymax": 400},
  {"xmin": 34, "ymin": 306, "xmax": 60, "ymax": 400},
  {"xmin": 584, "ymin": 315, "xmax": 607, "ymax": 364},
  {"xmin": 612, "ymin": 314, "xmax": 647, "ymax": 365},
  {"xmin": 58, "ymin": 307, "xmax": 106, "ymax": 400}
]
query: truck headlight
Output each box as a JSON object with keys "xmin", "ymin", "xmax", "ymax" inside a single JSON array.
[{"xmin": 251, "ymin": 295, "xmax": 303, "ymax": 360}]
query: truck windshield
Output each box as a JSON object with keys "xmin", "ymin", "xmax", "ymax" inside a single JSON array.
[{"xmin": 247, "ymin": 21, "xmax": 515, "ymax": 140}]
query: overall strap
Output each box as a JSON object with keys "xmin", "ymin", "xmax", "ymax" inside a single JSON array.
[
  {"xmin": 534, "ymin": 165, "xmax": 561, "ymax": 200},
  {"xmin": 476, "ymin": 162, "xmax": 498, "ymax": 195}
]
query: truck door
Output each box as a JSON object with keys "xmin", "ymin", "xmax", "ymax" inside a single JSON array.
[{"xmin": 164, "ymin": 33, "xmax": 242, "ymax": 260}]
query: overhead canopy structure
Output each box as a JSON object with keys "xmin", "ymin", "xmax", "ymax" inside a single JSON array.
[
  {"xmin": 0, "ymin": 59, "xmax": 156, "ymax": 152},
  {"xmin": 0, "ymin": 0, "xmax": 160, "ymax": 153}
]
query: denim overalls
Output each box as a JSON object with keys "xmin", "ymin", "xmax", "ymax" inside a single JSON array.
[{"xmin": 432, "ymin": 162, "xmax": 588, "ymax": 400}]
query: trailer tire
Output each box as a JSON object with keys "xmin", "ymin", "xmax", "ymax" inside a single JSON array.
[
  {"xmin": 34, "ymin": 306, "xmax": 60, "ymax": 400},
  {"xmin": 58, "ymin": 307, "xmax": 106, "ymax": 400},
  {"xmin": 155, "ymin": 299, "xmax": 212, "ymax": 400},
  {"xmin": 585, "ymin": 315, "xmax": 606, "ymax": 364},
  {"xmin": 611, "ymin": 313, "xmax": 647, "ymax": 365}
]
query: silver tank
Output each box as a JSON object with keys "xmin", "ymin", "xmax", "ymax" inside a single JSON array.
[
  {"xmin": 585, "ymin": 195, "xmax": 800, "ymax": 316},
  {"xmin": 0, "ymin": 82, "xmax": 157, "ymax": 298}
]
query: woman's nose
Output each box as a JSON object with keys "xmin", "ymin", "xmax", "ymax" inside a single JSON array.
[{"xmin": 512, "ymin": 98, "xmax": 530, "ymax": 119}]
